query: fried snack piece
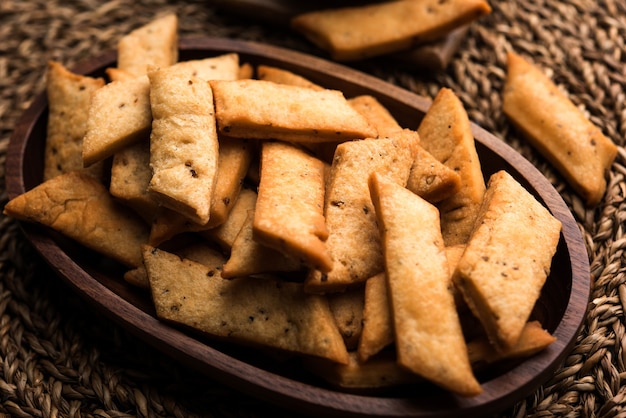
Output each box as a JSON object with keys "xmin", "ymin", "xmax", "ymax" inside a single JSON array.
[
  {"xmin": 200, "ymin": 187, "xmax": 258, "ymax": 252},
  {"xmin": 369, "ymin": 172, "xmax": 481, "ymax": 397},
  {"xmin": 4, "ymin": 172, "xmax": 149, "ymax": 268},
  {"xmin": 349, "ymin": 95, "xmax": 461, "ymax": 203},
  {"xmin": 418, "ymin": 87, "xmax": 485, "ymax": 246},
  {"xmin": 257, "ymin": 65, "xmax": 324, "ymax": 90},
  {"xmin": 166, "ymin": 53, "xmax": 241, "ymax": 82},
  {"xmin": 208, "ymin": 137, "xmax": 254, "ymax": 228},
  {"xmin": 238, "ymin": 62, "xmax": 254, "ymax": 79},
  {"xmin": 305, "ymin": 130, "xmax": 419, "ymax": 293},
  {"xmin": 407, "ymin": 146, "xmax": 462, "ymax": 203},
  {"xmin": 222, "ymin": 210, "xmax": 303, "ymax": 279},
  {"xmin": 109, "ymin": 139, "xmax": 159, "ymax": 223},
  {"xmin": 143, "ymin": 245, "xmax": 349, "ymax": 364},
  {"xmin": 105, "ymin": 67, "xmax": 135, "ymax": 82},
  {"xmin": 453, "ymin": 170, "xmax": 561, "ymax": 351},
  {"xmin": 502, "ymin": 52, "xmax": 617, "ymax": 206},
  {"xmin": 304, "ymin": 351, "xmax": 419, "ymax": 391},
  {"xmin": 328, "ymin": 287, "xmax": 365, "ymax": 350},
  {"xmin": 117, "ymin": 13, "xmax": 178, "ymax": 77},
  {"xmin": 348, "ymin": 95, "xmax": 402, "ymax": 136},
  {"xmin": 254, "ymin": 67, "xmax": 338, "ymax": 162},
  {"xmin": 44, "ymin": 61, "xmax": 105, "ymax": 181},
  {"xmin": 445, "ymin": 244, "xmax": 468, "ymax": 311},
  {"xmin": 210, "ymin": 79, "xmax": 377, "ymax": 143},
  {"xmin": 357, "ymin": 272, "xmax": 394, "ymax": 363},
  {"xmin": 308, "ymin": 321, "xmax": 555, "ymax": 391},
  {"xmin": 254, "ymin": 141, "xmax": 331, "ymax": 272},
  {"xmin": 291, "ymin": 0, "xmax": 491, "ymax": 61},
  {"xmin": 148, "ymin": 137, "xmax": 254, "ymax": 245},
  {"xmin": 82, "ymin": 75, "xmax": 152, "ymax": 166},
  {"xmin": 467, "ymin": 320, "xmax": 556, "ymax": 369},
  {"xmin": 148, "ymin": 67, "xmax": 219, "ymax": 225}
]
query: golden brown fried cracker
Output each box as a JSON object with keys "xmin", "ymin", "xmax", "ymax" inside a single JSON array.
[
  {"xmin": 82, "ymin": 75, "xmax": 152, "ymax": 166},
  {"xmin": 328, "ymin": 287, "xmax": 365, "ymax": 350},
  {"xmin": 148, "ymin": 67, "xmax": 219, "ymax": 225},
  {"xmin": 467, "ymin": 320, "xmax": 556, "ymax": 369},
  {"xmin": 348, "ymin": 95, "xmax": 402, "ymax": 137},
  {"xmin": 357, "ymin": 272, "xmax": 394, "ymax": 363},
  {"xmin": 418, "ymin": 87, "xmax": 485, "ymax": 246},
  {"xmin": 105, "ymin": 67, "xmax": 135, "ymax": 82},
  {"xmin": 222, "ymin": 210, "xmax": 303, "ymax": 279},
  {"xmin": 348, "ymin": 95, "xmax": 460, "ymax": 203},
  {"xmin": 406, "ymin": 146, "xmax": 462, "ymax": 203},
  {"xmin": 143, "ymin": 245, "xmax": 349, "ymax": 364},
  {"xmin": 253, "ymin": 141, "xmax": 331, "ymax": 272},
  {"xmin": 291, "ymin": 0, "xmax": 491, "ymax": 61},
  {"xmin": 147, "ymin": 137, "xmax": 253, "ymax": 245},
  {"xmin": 256, "ymin": 65, "xmax": 324, "ymax": 90},
  {"xmin": 117, "ymin": 13, "xmax": 178, "ymax": 77},
  {"xmin": 502, "ymin": 52, "xmax": 617, "ymax": 206},
  {"xmin": 168, "ymin": 53, "xmax": 241, "ymax": 81},
  {"xmin": 304, "ymin": 351, "xmax": 419, "ymax": 390},
  {"xmin": 368, "ymin": 172, "xmax": 481, "ymax": 397},
  {"xmin": 208, "ymin": 137, "xmax": 254, "ymax": 228},
  {"xmin": 200, "ymin": 187, "xmax": 258, "ymax": 252},
  {"xmin": 109, "ymin": 139, "xmax": 159, "ymax": 223},
  {"xmin": 452, "ymin": 170, "xmax": 561, "ymax": 351},
  {"xmin": 210, "ymin": 79, "xmax": 377, "ymax": 143},
  {"xmin": 4, "ymin": 172, "xmax": 149, "ymax": 268},
  {"xmin": 44, "ymin": 61, "xmax": 105, "ymax": 181},
  {"xmin": 304, "ymin": 130, "xmax": 419, "ymax": 293}
]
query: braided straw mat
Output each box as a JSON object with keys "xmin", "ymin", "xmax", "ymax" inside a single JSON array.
[{"xmin": 1, "ymin": 0, "xmax": 625, "ymax": 416}]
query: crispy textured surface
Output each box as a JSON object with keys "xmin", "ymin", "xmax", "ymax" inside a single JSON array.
[
  {"xmin": 348, "ymin": 95, "xmax": 402, "ymax": 137},
  {"xmin": 201, "ymin": 187, "xmax": 258, "ymax": 252},
  {"xmin": 82, "ymin": 75, "xmax": 152, "ymax": 166},
  {"xmin": 143, "ymin": 246, "xmax": 349, "ymax": 364},
  {"xmin": 304, "ymin": 351, "xmax": 419, "ymax": 390},
  {"xmin": 418, "ymin": 87, "xmax": 486, "ymax": 246},
  {"xmin": 357, "ymin": 272, "xmax": 394, "ymax": 363},
  {"xmin": 348, "ymin": 94, "xmax": 460, "ymax": 202},
  {"xmin": 407, "ymin": 145, "xmax": 462, "ymax": 203},
  {"xmin": 148, "ymin": 67, "xmax": 218, "ymax": 225},
  {"xmin": 291, "ymin": 0, "xmax": 491, "ymax": 61},
  {"xmin": 453, "ymin": 170, "xmax": 562, "ymax": 351},
  {"xmin": 207, "ymin": 137, "xmax": 253, "ymax": 228},
  {"xmin": 4, "ymin": 172, "xmax": 149, "ymax": 268},
  {"xmin": 467, "ymin": 321, "xmax": 557, "ymax": 368},
  {"xmin": 109, "ymin": 139, "xmax": 158, "ymax": 223},
  {"xmin": 44, "ymin": 61, "xmax": 105, "ymax": 181},
  {"xmin": 253, "ymin": 141, "xmax": 331, "ymax": 272},
  {"xmin": 328, "ymin": 287, "xmax": 365, "ymax": 350},
  {"xmin": 117, "ymin": 13, "xmax": 178, "ymax": 77},
  {"xmin": 369, "ymin": 172, "xmax": 481, "ymax": 397},
  {"xmin": 305, "ymin": 130, "xmax": 419, "ymax": 293},
  {"xmin": 256, "ymin": 65, "xmax": 324, "ymax": 90},
  {"xmin": 168, "ymin": 53, "xmax": 241, "ymax": 81},
  {"xmin": 210, "ymin": 79, "xmax": 377, "ymax": 142},
  {"xmin": 147, "ymin": 137, "xmax": 253, "ymax": 245},
  {"xmin": 222, "ymin": 210, "xmax": 303, "ymax": 279},
  {"xmin": 503, "ymin": 52, "xmax": 617, "ymax": 206}
]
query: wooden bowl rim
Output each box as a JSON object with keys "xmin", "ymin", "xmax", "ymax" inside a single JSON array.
[{"xmin": 5, "ymin": 36, "xmax": 590, "ymax": 418}]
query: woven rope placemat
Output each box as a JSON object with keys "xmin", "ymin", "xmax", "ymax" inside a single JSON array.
[{"xmin": 1, "ymin": 0, "xmax": 624, "ymax": 416}]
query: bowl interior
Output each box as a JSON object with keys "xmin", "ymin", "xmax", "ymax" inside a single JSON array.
[{"xmin": 5, "ymin": 37, "xmax": 590, "ymax": 418}]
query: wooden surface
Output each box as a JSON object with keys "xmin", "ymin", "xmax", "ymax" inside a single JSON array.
[{"xmin": 5, "ymin": 37, "xmax": 590, "ymax": 417}]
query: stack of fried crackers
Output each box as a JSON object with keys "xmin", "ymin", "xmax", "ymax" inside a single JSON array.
[{"xmin": 5, "ymin": 13, "xmax": 616, "ymax": 397}]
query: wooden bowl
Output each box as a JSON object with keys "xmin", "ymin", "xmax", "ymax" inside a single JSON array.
[{"xmin": 5, "ymin": 37, "xmax": 590, "ymax": 417}]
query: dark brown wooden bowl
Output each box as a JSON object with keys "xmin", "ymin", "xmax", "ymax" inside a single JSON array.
[{"xmin": 5, "ymin": 37, "xmax": 590, "ymax": 418}]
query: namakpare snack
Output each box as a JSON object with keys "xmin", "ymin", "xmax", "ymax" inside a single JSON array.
[{"xmin": 3, "ymin": 14, "xmax": 571, "ymax": 398}]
